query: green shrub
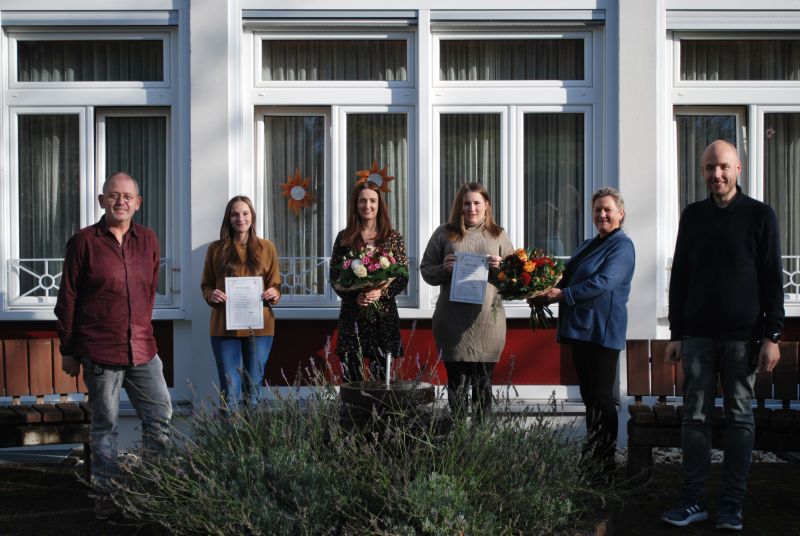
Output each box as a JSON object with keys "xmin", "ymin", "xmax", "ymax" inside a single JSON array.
[{"xmin": 112, "ymin": 386, "xmax": 615, "ymax": 535}]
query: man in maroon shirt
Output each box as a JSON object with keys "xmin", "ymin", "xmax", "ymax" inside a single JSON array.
[{"xmin": 55, "ymin": 172, "xmax": 172, "ymax": 519}]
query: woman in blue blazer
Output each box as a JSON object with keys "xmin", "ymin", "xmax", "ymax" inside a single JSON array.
[{"xmin": 532, "ymin": 187, "xmax": 635, "ymax": 478}]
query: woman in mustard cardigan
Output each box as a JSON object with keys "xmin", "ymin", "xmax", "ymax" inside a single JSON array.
[{"xmin": 201, "ymin": 196, "xmax": 281, "ymax": 407}]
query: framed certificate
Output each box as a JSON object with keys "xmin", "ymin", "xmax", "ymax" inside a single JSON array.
[
  {"xmin": 225, "ymin": 276, "xmax": 264, "ymax": 330},
  {"xmin": 449, "ymin": 252, "xmax": 488, "ymax": 304}
]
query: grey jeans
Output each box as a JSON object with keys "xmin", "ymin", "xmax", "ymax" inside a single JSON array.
[
  {"xmin": 680, "ymin": 337, "xmax": 756, "ymax": 506},
  {"xmin": 80, "ymin": 355, "xmax": 172, "ymax": 492}
]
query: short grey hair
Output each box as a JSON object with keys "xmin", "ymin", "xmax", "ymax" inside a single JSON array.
[
  {"xmin": 591, "ymin": 187, "xmax": 625, "ymax": 225},
  {"xmin": 102, "ymin": 172, "xmax": 140, "ymax": 196}
]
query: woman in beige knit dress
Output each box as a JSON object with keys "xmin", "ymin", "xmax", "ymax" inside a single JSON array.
[{"xmin": 420, "ymin": 183, "xmax": 514, "ymax": 416}]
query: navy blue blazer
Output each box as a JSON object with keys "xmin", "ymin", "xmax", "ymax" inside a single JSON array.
[{"xmin": 557, "ymin": 229, "xmax": 635, "ymax": 351}]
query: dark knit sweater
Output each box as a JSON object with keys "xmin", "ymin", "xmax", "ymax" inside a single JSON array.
[{"xmin": 668, "ymin": 187, "xmax": 784, "ymax": 341}]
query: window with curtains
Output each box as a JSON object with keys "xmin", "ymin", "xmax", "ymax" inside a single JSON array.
[
  {"xmin": 675, "ymin": 110, "xmax": 741, "ymax": 212},
  {"xmin": 261, "ymin": 39, "xmax": 407, "ymax": 82},
  {"xmin": 680, "ymin": 39, "xmax": 800, "ymax": 81},
  {"xmin": 670, "ymin": 33, "xmax": 800, "ymax": 303},
  {"xmin": 258, "ymin": 109, "xmax": 411, "ymax": 305},
  {"xmin": 523, "ymin": 113, "xmax": 584, "ymax": 257},
  {"xmin": 345, "ymin": 113, "xmax": 409, "ymax": 240},
  {"xmin": 438, "ymin": 113, "xmax": 501, "ymax": 223},
  {"xmin": 11, "ymin": 109, "xmax": 172, "ymax": 305},
  {"xmin": 764, "ymin": 112, "xmax": 800, "ymax": 298},
  {"xmin": 438, "ymin": 37, "xmax": 586, "ymax": 82},
  {"xmin": 17, "ymin": 39, "xmax": 164, "ymax": 82},
  {"xmin": 5, "ymin": 28, "xmax": 179, "ymax": 311},
  {"xmin": 262, "ymin": 113, "xmax": 327, "ymax": 301}
]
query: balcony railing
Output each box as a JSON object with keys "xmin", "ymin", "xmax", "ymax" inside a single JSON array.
[{"xmin": 6, "ymin": 258, "xmax": 173, "ymax": 308}]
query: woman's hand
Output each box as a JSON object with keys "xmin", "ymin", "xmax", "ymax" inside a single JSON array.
[
  {"xmin": 527, "ymin": 288, "xmax": 562, "ymax": 305},
  {"xmin": 443, "ymin": 254, "xmax": 458, "ymax": 272},
  {"xmin": 262, "ymin": 287, "xmax": 279, "ymax": 303},
  {"xmin": 487, "ymin": 255, "xmax": 502, "ymax": 269},
  {"xmin": 210, "ymin": 289, "xmax": 228, "ymax": 304},
  {"xmin": 357, "ymin": 289, "xmax": 382, "ymax": 307}
]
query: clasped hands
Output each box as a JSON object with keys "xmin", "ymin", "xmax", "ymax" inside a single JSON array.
[
  {"xmin": 357, "ymin": 288, "xmax": 383, "ymax": 307},
  {"xmin": 210, "ymin": 287, "xmax": 279, "ymax": 304}
]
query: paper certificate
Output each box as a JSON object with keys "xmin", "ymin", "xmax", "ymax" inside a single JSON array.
[
  {"xmin": 225, "ymin": 277, "xmax": 264, "ymax": 331},
  {"xmin": 449, "ymin": 252, "xmax": 489, "ymax": 304}
]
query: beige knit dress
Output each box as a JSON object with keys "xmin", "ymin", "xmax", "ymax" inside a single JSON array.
[{"xmin": 420, "ymin": 222, "xmax": 514, "ymax": 363}]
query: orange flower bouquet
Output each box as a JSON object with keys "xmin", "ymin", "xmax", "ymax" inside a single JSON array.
[{"xmin": 489, "ymin": 248, "xmax": 565, "ymax": 330}]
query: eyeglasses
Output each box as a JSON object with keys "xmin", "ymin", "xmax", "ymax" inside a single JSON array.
[{"xmin": 104, "ymin": 193, "xmax": 138, "ymax": 204}]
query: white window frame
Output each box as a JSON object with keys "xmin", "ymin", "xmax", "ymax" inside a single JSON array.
[
  {"xmin": 254, "ymin": 107, "xmax": 334, "ymax": 308},
  {"xmin": 339, "ymin": 105, "xmax": 418, "ymax": 309},
  {"xmin": 8, "ymin": 29, "xmax": 173, "ymax": 89},
  {"xmin": 2, "ymin": 24, "xmax": 182, "ymax": 316},
  {"xmin": 664, "ymin": 27, "xmax": 800, "ymax": 315},
  {"xmin": 96, "ymin": 107, "xmax": 178, "ymax": 308},
  {"xmin": 253, "ymin": 30, "xmax": 415, "ymax": 89},
  {"xmin": 6, "ymin": 107, "xmax": 89, "ymax": 310},
  {"xmin": 433, "ymin": 31, "xmax": 594, "ymax": 88}
]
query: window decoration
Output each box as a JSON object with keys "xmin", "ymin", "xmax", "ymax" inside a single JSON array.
[
  {"xmin": 280, "ymin": 168, "xmax": 316, "ymax": 215},
  {"xmin": 355, "ymin": 161, "xmax": 395, "ymax": 192}
]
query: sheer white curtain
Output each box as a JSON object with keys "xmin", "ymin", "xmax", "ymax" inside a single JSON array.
[
  {"xmin": 675, "ymin": 114, "xmax": 737, "ymax": 212},
  {"xmin": 764, "ymin": 113, "xmax": 800, "ymax": 258},
  {"xmin": 523, "ymin": 113, "xmax": 584, "ymax": 256},
  {"xmin": 17, "ymin": 40, "xmax": 163, "ymax": 82},
  {"xmin": 439, "ymin": 39, "xmax": 583, "ymax": 81},
  {"xmin": 439, "ymin": 113, "xmax": 501, "ymax": 223},
  {"xmin": 345, "ymin": 113, "xmax": 408, "ymax": 239},
  {"xmin": 18, "ymin": 114, "xmax": 79, "ymax": 294},
  {"xmin": 681, "ymin": 40, "xmax": 800, "ymax": 81},
  {"xmin": 262, "ymin": 40, "xmax": 407, "ymax": 81},
  {"xmin": 264, "ymin": 115, "xmax": 326, "ymax": 295}
]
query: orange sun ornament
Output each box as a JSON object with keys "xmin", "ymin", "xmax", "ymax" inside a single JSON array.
[
  {"xmin": 355, "ymin": 161, "xmax": 395, "ymax": 193},
  {"xmin": 280, "ymin": 168, "xmax": 315, "ymax": 215}
]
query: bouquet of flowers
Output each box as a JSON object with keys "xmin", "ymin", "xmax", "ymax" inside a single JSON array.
[
  {"xmin": 333, "ymin": 247, "xmax": 408, "ymax": 318},
  {"xmin": 489, "ymin": 248, "xmax": 565, "ymax": 330}
]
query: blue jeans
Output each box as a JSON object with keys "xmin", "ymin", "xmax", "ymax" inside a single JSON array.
[
  {"xmin": 680, "ymin": 337, "xmax": 756, "ymax": 506},
  {"xmin": 210, "ymin": 335, "xmax": 273, "ymax": 408},
  {"xmin": 80, "ymin": 355, "xmax": 172, "ymax": 493}
]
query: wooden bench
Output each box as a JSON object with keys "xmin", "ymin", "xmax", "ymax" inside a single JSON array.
[
  {"xmin": 626, "ymin": 339, "xmax": 800, "ymax": 480},
  {"xmin": 0, "ymin": 338, "xmax": 91, "ymax": 479}
]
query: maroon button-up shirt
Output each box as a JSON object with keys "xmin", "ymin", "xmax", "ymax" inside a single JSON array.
[{"xmin": 55, "ymin": 216, "xmax": 160, "ymax": 366}]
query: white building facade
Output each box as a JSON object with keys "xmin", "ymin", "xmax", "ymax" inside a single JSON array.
[{"xmin": 1, "ymin": 0, "xmax": 799, "ymax": 440}]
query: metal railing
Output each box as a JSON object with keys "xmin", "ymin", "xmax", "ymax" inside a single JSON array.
[{"xmin": 6, "ymin": 258, "xmax": 173, "ymax": 308}]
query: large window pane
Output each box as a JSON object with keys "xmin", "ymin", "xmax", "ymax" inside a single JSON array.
[
  {"xmin": 439, "ymin": 113, "xmax": 501, "ymax": 223},
  {"xmin": 676, "ymin": 114, "xmax": 737, "ymax": 211},
  {"xmin": 105, "ymin": 115, "xmax": 168, "ymax": 294},
  {"xmin": 439, "ymin": 39, "xmax": 584, "ymax": 81},
  {"xmin": 681, "ymin": 40, "xmax": 800, "ymax": 81},
  {"xmin": 264, "ymin": 115, "xmax": 326, "ymax": 296},
  {"xmin": 18, "ymin": 114, "xmax": 80, "ymax": 296},
  {"xmin": 18, "ymin": 40, "xmax": 163, "ymax": 82},
  {"xmin": 523, "ymin": 113, "xmax": 584, "ymax": 256},
  {"xmin": 346, "ymin": 114, "xmax": 409, "ymax": 240},
  {"xmin": 763, "ymin": 113, "xmax": 800, "ymax": 296},
  {"xmin": 262, "ymin": 40, "xmax": 407, "ymax": 81}
]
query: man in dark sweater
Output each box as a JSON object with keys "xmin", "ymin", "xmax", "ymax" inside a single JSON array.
[{"xmin": 660, "ymin": 140, "xmax": 784, "ymax": 531}]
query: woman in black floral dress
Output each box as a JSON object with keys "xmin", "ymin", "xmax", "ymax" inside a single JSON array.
[{"xmin": 330, "ymin": 182, "xmax": 408, "ymax": 381}]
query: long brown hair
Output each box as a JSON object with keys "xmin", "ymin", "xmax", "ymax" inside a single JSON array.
[
  {"xmin": 217, "ymin": 196, "xmax": 265, "ymax": 276},
  {"xmin": 340, "ymin": 182, "xmax": 394, "ymax": 247},
  {"xmin": 445, "ymin": 182, "xmax": 503, "ymax": 241}
]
